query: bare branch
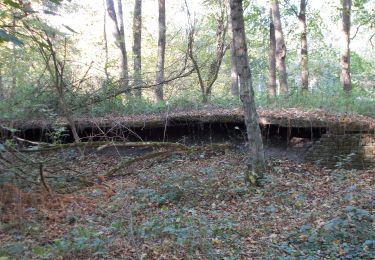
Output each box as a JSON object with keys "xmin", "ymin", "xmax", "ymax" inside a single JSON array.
[{"xmin": 370, "ymin": 32, "xmax": 375, "ymax": 47}]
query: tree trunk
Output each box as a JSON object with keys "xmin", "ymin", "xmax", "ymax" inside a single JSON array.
[
  {"xmin": 186, "ymin": 2, "xmax": 228, "ymax": 104},
  {"xmin": 271, "ymin": 0, "xmax": 288, "ymax": 94},
  {"xmin": 11, "ymin": 14, "xmax": 17, "ymax": 89},
  {"xmin": 103, "ymin": 0, "xmax": 110, "ymax": 80},
  {"xmin": 0, "ymin": 66, "xmax": 4, "ymax": 100},
  {"xmin": 227, "ymin": 3, "xmax": 239, "ymax": 97},
  {"xmin": 299, "ymin": 0, "xmax": 309, "ymax": 91},
  {"xmin": 57, "ymin": 93, "xmax": 81, "ymax": 145},
  {"xmin": 187, "ymin": 27, "xmax": 207, "ymax": 103},
  {"xmin": 106, "ymin": 0, "xmax": 130, "ymax": 96},
  {"xmin": 155, "ymin": 0, "xmax": 166, "ymax": 102},
  {"xmin": 341, "ymin": 0, "xmax": 352, "ymax": 92},
  {"xmin": 133, "ymin": 0, "xmax": 142, "ymax": 98},
  {"xmin": 117, "ymin": 0, "xmax": 130, "ymax": 95},
  {"xmin": 230, "ymin": 0, "xmax": 265, "ymax": 186},
  {"xmin": 48, "ymin": 39, "xmax": 81, "ymax": 147},
  {"xmin": 268, "ymin": 8, "xmax": 277, "ymax": 98},
  {"xmin": 206, "ymin": 9, "xmax": 228, "ymax": 100}
]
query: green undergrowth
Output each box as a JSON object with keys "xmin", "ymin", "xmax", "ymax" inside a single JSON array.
[
  {"xmin": 272, "ymin": 205, "xmax": 375, "ymax": 258},
  {"xmin": 1, "ymin": 84, "xmax": 374, "ymax": 120},
  {"xmin": 86, "ymin": 93, "xmax": 242, "ymax": 116},
  {"xmin": 87, "ymin": 85, "xmax": 375, "ymax": 117},
  {"xmin": 133, "ymin": 209, "xmax": 241, "ymax": 258},
  {"xmin": 258, "ymin": 85, "xmax": 375, "ymax": 117},
  {"xmin": 31, "ymin": 226, "xmax": 109, "ymax": 259}
]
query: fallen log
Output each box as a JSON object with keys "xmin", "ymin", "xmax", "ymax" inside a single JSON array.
[{"xmin": 19, "ymin": 141, "xmax": 189, "ymax": 153}]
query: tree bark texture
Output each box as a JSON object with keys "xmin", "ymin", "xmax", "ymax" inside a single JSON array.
[
  {"xmin": 155, "ymin": 0, "xmax": 166, "ymax": 102},
  {"xmin": 187, "ymin": 28, "xmax": 206, "ymax": 102},
  {"xmin": 206, "ymin": 10, "xmax": 227, "ymax": 100},
  {"xmin": 106, "ymin": 0, "xmax": 130, "ymax": 96},
  {"xmin": 268, "ymin": 8, "xmax": 277, "ymax": 98},
  {"xmin": 187, "ymin": 3, "xmax": 228, "ymax": 104},
  {"xmin": 11, "ymin": 14, "xmax": 17, "ymax": 89},
  {"xmin": 271, "ymin": 0, "xmax": 288, "ymax": 94},
  {"xmin": 133, "ymin": 0, "xmax": 142, "ymax": 98},
  {"xmin": 227, "ymin": 2, "xmax": 239, "ymax": 97},
  {"xmin": 299, "ymin": 0, "xmax": 309, "ymax": 91},
  {"xmin": 341, "ymin": 0, "xmax": 352, "ymax": 92},
  {"xmin": 230, "ymin": 0, "xmax": 265, "ymax": 186},
  {"xmin": 0, "ymin": 66, "xmax": 4, "ymax": 100},
  {"xmin": 103, "ymin": 0, "xmax": 110, "ymax": 80}
]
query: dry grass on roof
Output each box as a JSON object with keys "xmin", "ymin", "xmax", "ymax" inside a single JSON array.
[{"xmin": 2, "ymin": 107, "xmax": 375, "ymax": 131}]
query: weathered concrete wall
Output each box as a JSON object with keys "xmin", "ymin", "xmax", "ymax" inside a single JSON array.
[{"xmin": 306, "ymin": 134, "xmax": 375, "ymax": 169}]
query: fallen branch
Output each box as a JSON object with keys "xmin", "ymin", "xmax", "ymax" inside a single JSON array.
[
  {"xmin": 14, "ymin": 136, "xmax": 49, "ymax": 147},
  {"xmin": 105, "ymin": 143, "xmax": 233, "ymax": 177},
  {"xmin": 97, "ymin": 141, "xmax": 189, "ymax": 151},
  {"xmin": 19, "ymin": 141, "xmax": 189, "ymax": 153},
  {"xmin": 39, "ymin": 163, "xmax": 52, "ymax": 193},
  {"xmin": 188, "ymin": 143, "xmax": 233, "ymax": 152},
  {"xmin": 105, "ymin": 150, "xmax": 174, "ymax": 177}
]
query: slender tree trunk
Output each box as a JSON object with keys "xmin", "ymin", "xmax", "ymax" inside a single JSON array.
[
  {"xmin": 0, "ymin": 66, "xmax": 4, "ymax": 100},
  {"xmin": 268, "ymin": 8, "xmax": 277, "ymax": 98},
  {"xmin": 116, "ymin": 0, "xmax": 130, "ymax": 95},
  {"xmin": 186, "ymin": 3, "xmax": 228, "ymax": 104},
  {"xmin": 57, "ymin": 92, "xmax": 80, "ymax": 145},
  {"xmin": 106, "ymin": 0, "xmax": 130, "ymax": 96},
  {"xmin": 341, "ymin": 0, "xmax": 352, "ymax": 92},
  {"xmin": 103, "ymin": 0, "xmax": 110, "ymax": 80},
  {"xmin": 187, "ymin": 27, "xmax": 206, "ymax": 103},
  {"xmin": 230, "ymin": 0, "xmax": 265, "ymax": 186},
  {"xmin": 155, "ymin": 0, "xmax": 166, "ymax": 102},
  {"xmin": 271, "ymin": 0, "xmax": 288, "ymax": 94},
  {"xmin": 34, "ymin": 33, "xmax": 82, "ymax": 155},
  {"xmin": 133, "ymin": 0, "xmax": 142, "ymax": 98},
  {"xmin": 11, "ymin": 14, "xmax": 17, "ymax": 89},
  {"xmin": 299, "ymin": 0, "xmax": 309, "ymax": 91},
  {"xmin": 227, "ymin": 2, "xmax": 239, "ymax": 97},
  {"xmin": 206, "ymin": 10, "xmax": 228, "ymax": 100},
  {"xmin": 46, "ymin": 39, "xmax": 81, "ymax": 148}
]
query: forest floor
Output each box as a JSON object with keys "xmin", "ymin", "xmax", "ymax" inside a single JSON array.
[{"xmin": 0, "ymin": 144, "xmax": 374, "ymax": 259}]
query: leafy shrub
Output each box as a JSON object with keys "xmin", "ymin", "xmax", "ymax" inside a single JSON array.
[
  {"xmin": 89, "ymin": 96, "xmax": 125, "ymax": 115},
  {"xmin": 124, "ymin": 97, "xmax": 166, "ymax": 114}
]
